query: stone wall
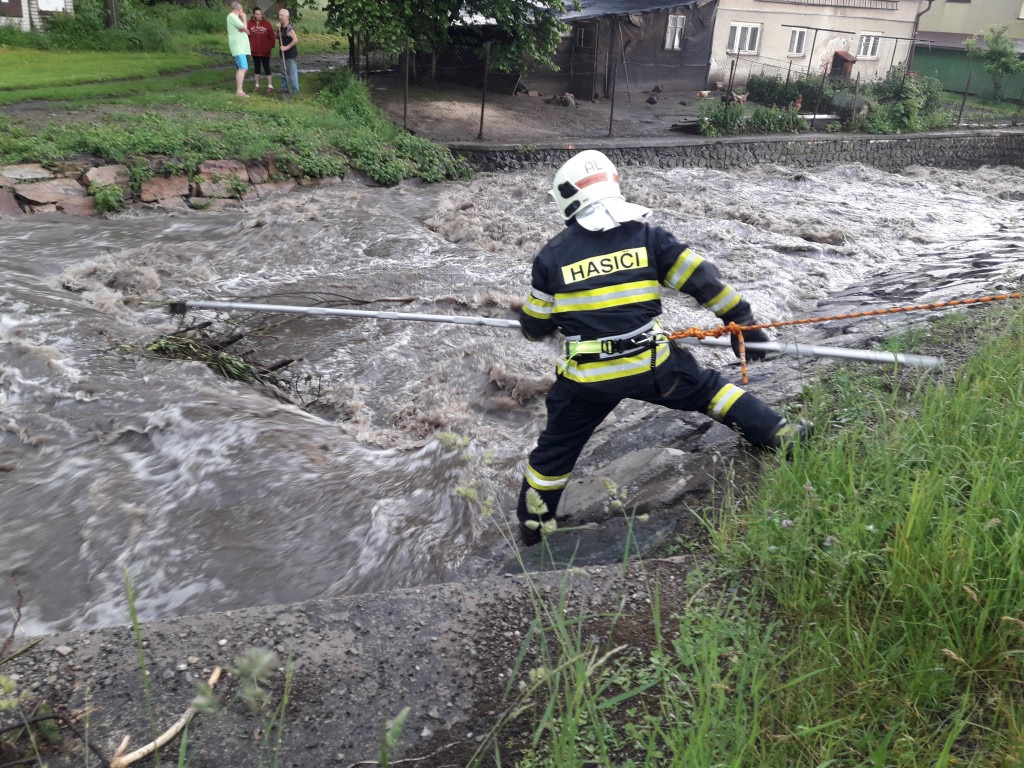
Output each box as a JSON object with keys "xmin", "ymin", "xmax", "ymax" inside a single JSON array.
[{"xmin": 452, "ymin": 129, "xmax": 1024, "ymax": 174}]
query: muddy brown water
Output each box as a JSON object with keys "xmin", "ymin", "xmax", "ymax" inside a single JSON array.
[{"xmin": 1, "ymin": 162, "xmax": 1022, "ymax": 636}]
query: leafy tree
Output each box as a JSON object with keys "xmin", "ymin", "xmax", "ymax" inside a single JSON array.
[
  {"xmin": 963, "ymin": 25, "xmax": 1024, "ymax": 102},
  {"xmin": 323, "ymin": 0, "xmax": 576, "ymax": 75}
]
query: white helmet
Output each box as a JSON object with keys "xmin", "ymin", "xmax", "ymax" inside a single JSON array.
[{"xmin": 549, "ymin": 150, "xmax": 651, "ymax": 231}]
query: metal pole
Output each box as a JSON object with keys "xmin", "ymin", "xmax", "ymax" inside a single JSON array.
[
  {"xmin": 807, "ymin": 29, "xmax": 820, "ymax": 76},
  {"xmin": 958, "ymin": 69, "xmax": 972, "ymax": 126},
  {"xmin": 168, "ymin": 301, "xmax": 944, "ymax": 368},
  {"xmin": 478, "ymin": 42, "xmax": 490, "ymax": 141},
  {"xmin": 607, "ymin": 57, "xmax": 617, "ymax": 137},
  {"xmin": 403, "ymin": 37, "xmax": 410, "ymax": 130},
  {"xmin": 674, "ymin": 337, "xmax": 942, "ymax": 369},
  {"xmin": 170, "ymin": 301, "xmax": 524, "ymax": 329},
  {"xmin": 811, "ymin": 67, "xmax": 827, "ymax": 130},
  {"xmin": 852, "ymin": 72, "xmax": 861, "ymax": 131},
  {"xmin": 1014, "ymin": 80, "xmax": 1024, "ymax": 126}
]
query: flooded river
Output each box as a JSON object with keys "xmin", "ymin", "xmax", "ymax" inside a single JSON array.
[{"xmin": 2, "ymin": 162, "xmax": 1022, "ymax": 635}]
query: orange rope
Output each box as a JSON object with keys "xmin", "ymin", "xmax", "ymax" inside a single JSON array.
[{"xmin": 666, "ymin": 291, "xmax": 1023, "ymax": 384}]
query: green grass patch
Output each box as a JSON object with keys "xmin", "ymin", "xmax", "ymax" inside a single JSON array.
[
  {"xmin": 0, "ymin": 48, "xmax": 207, "ymax": 90},
  {"xmin": 0, "ymin": 67, "xmax": 470, "ymax": 186},
  {"xmin": 499, "ymin": 305, "xmax": 1023, "ymax": 767}
]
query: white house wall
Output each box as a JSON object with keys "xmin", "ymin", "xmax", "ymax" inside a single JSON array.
[
  {"xmin": 0, "ymin": 0, "xmax": 72, "ymax": 31},
  {"xmin": 709, "ymin": 0, "xmax": 925, "ymax": 88},
  {"xmin": 918, "ymin": 0, "xmax": 1024, "ymax": 39}
]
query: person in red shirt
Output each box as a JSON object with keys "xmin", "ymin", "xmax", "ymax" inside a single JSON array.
[{"xmin": 246, "ymin": 7, "xmax": 276, "ymax": 92}]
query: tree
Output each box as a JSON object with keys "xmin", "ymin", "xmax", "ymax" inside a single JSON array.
[
  {"xmin": 323, "ymin": 0, "xmax": 576, "ymax": 76},
  {"xmin": 963, "ymin": 25, "xmax": 1024, "ymax": 102}
]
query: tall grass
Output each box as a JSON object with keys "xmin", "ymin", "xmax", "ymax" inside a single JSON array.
[{"xmin": 501, "ymin": 306, "xmax": 1023, "ymax": 767}]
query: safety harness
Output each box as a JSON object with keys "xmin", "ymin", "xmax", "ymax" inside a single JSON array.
[{"xmin": 560, "ymin": 320, "xmax": 672, "ymax": 395}]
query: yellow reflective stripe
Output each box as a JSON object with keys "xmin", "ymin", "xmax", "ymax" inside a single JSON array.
[
  {"xmin": 553, "ymin": 280, "xmax": 661, "ymax": 313},
  {"xmin": 525, "ymin": 465, "xmax": 571, "ymax": 491},
  {"xmin": 665, "ymin": 249, "xmax": 703, "ymax": 290},
  {"xmin": 704, "ymin": 286, "xmax": 741, "ymax": 316},
  {"xmin": 566, "ymin": 340, "xmax": 604, "ymax": 355},
  {"xmin": 559, "ymin": 344, "xmax": 670, "ymax": 383},
  {"xmin": 523, "ymin": 291, "xmax": 553, "ymax": 319},
  {"xmin": 708, "ymin": 383, "xmax": 744, "ymax": 420}
]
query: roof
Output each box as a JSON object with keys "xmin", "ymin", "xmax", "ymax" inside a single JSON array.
[
  {"xmin": 561, "ymin": 0, "xmax": 700, "ymax": 21},
  {"xmin": 916, "ymin": 30, "xmax": 1024, "ymax": 54}
]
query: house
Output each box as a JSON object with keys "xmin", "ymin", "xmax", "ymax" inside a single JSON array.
[
  {"xmin": 707, "ymin": 0, "xmax": 925, "ymax": 89},
  {"xmin": 913, "ymin": 0, "xmax": 1024, "ymax": 98},
  {"xmin": 0, "ymin": 0, "xmax": 74, "ymax": 32},
  {"xmin": 530, "ymin": 0, "xmax": 721, "ymax": 100}
]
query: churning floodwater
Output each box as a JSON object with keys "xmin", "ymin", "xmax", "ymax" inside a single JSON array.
[{"xmin": 2, "ymin": 162, "xmax": 1022, "ymax": 635}]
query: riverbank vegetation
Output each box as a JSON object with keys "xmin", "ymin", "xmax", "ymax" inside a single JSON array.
[
  {"xmin": 504, "ymin": 304, "xmax": 1023, "ymax": 767},
  {"xmin": 0, "ymin": 1, "xmax": 470, "ymax": 186},
  {"xmin": 699, "ymin": 64, "xmax": 958, "ymax": 137}
]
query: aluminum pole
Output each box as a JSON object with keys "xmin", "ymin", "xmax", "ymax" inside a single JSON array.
[{"xmin": 169, "ymin": 300, "xmax": 943, "ymax": 368}]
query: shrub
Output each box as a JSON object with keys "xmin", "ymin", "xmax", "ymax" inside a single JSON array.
[
  {"xmin": 744, "ymin": 105, "xmax": 805, "ymax": 134},
  {"xmin": 90, "ymin": 183, "xmax": 126, "ymax": 213}
]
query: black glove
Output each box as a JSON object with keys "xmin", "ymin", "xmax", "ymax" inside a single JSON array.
[{"xmin": 729, "ymin": 325, "xmax": 770, "ymax": 361}]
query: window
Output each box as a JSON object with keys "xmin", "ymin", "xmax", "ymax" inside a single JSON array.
[
  {"xmin": 857, "ymin": 34, "xmax": 881, "ymax": 59},
  {"xmin": 788, "ymin": 28, "xmax": 806, "ymax": 56},
  {"xmin": 727, "ymin": 23, "xmax": 761, "ymax": 54},
  {"xmin": 665, "ymin": 14, "xmax": 685, "ymax": 50}
]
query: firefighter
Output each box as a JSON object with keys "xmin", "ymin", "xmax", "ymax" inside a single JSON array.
[{"xmin": 516, "ymin": 149, "xmax": 810, "ymax": 546}]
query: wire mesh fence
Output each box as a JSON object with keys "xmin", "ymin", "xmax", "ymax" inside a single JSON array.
[{"xmin": 364, "ymin": 41, "xmax": 713, "ymax": 144}]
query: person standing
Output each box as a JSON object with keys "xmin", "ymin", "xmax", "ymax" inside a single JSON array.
[
  {"xmin": 277, "ymin": 8, "xmax": 300, "ymax": 95},
  {"xmin": 247, "ymin": 7, "xmax": 276, "ymax": 93},
  {"xmin": 226, "ymin": 1, "xmax": 251, "ymax": 98},
  {"xmin": 515, "ymin": 150, "xmax": 810, "ymax": 547}
]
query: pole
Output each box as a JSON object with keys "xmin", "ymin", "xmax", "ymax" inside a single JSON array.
[
  {"xmin": 811, "ymin": 67, "xmax": 828, "ymax": 130},
  {"xmin": 1014, "ymin": 80, "xmax": 1024, "ymax": 126},
  {"xmin": 852, "ymin": 72, "xmax": 861, "ymax": 131},
  {"xmin": 403, "ymin": 37, "xmax": 410, "ymax": 130},
  {"xmin": 168, "ymin": 301, "xmax": 943, "ymax": 368},
  {"xmin": 608, "ymin": 23, "xmax": 618, "ymax": 137},
  {"xmin": 674, "ymin": 337, "xmax": 942, "ymax": 369},
  {"xmin": 958, "ymin": 69, "xmax": 972, "ymax": 126},
  {"xmin": 477, "ymin": 42, "xmax": 490, "ymax": 141},
  {"xmin": 619, "ymin": 23, "xmax": 631, "ymax": 103}
]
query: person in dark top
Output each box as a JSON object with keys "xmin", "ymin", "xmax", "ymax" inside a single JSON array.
[
  {"xmin": 277, "ymin": 8, "xmax": 299, "ymax": 95},
  {"xmin": 516, "ymin": 150, "xmax": 810, "ymax": 546}
]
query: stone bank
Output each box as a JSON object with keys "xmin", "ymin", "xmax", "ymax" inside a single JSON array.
[{"xmin": 451, "ymin": 127, "xmax": 1024, "ymax": 173}]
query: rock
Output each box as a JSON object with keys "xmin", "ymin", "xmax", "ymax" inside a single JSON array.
[
  {"xmin": 1, "ymin": 163, "xmax": 53, "ymax": 182},
  {"xmin": 196, "ymin": 160, "xmax": 250, "ymax": 198},
  {"xmin": 30, "ymin": 203, "xmax": 59, "ymax": 214},
  {"xmin": 140, "ymin": 175, "xmax": 190, "ymax": 203},
  {"xmin": 14, "ymin": 178, "xmax": 87, "ymax": 205},
  {"xmin": 246, "ymin": 162, "xmax": 270, "ymax": 184},
  {"xmin": 156, "ymin": 196, "xmax": 192, "ymax": 212},
  {"xmin": 0, "ymin": 189, "xmax": 24, "ymax": 218},
  {"xmin": 56, "ymin": 197, "xmax": 98, "ymax": 216},
  {"xmin": 0, "ymin": 175, "xmax": 16, "ymax": 190},
  {"xmin": 83, "ymin": 164, "xmax": 130, "ymax": 189},
  {"xmin": 55, "ymin": 645, "xmax": 74, "ymax": 656}
]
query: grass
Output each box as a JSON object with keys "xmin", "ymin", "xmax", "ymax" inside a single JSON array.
[
  {"xmin": 0, "ymin": 1, "xmax": 457, "ymax": 187},
  {"xmin": 498, "ymin": 304, "xmax": 1024, "ymax": 767}
]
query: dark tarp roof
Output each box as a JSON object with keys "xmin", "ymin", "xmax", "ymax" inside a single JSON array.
[{"xmin": 561, "ymin": 0, "xmax": 700, "ymax": 22}]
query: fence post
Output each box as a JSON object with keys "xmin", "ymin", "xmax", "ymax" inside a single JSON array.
[
  {"xmin": 852, "ymin": 72, "xmax": 861, "ymax": 131},
  {"xmin": 478, "ymin": 41, "xmax": 490, "ymax": 141},
  {"xmin": 958, "ymin": 69, "xmax": 972, "ymax": 126},
  {"xmin": 608, "ymin": 22, "xmax": 618, "ymax": 136},
  {"xmin": 810, "ymin": 68, "xmax": 828, "ymax": 130},
  {"xmin": 403, "ymin": 37, "xmax": 410, "ymax": 131},
  {"xmin": 1014, "ymin": 80, "xmax": 1024, "ymax": 126}
]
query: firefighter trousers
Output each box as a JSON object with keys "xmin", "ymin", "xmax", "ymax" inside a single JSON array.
[{"xmin": 516, "ymin": 344, "xmax": 783, "ymax": 525}]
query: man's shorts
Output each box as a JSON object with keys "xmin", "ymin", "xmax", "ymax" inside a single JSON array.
[{"xmin": 234, "ymin": 54, "xmax": 249, "ymax": 70}]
